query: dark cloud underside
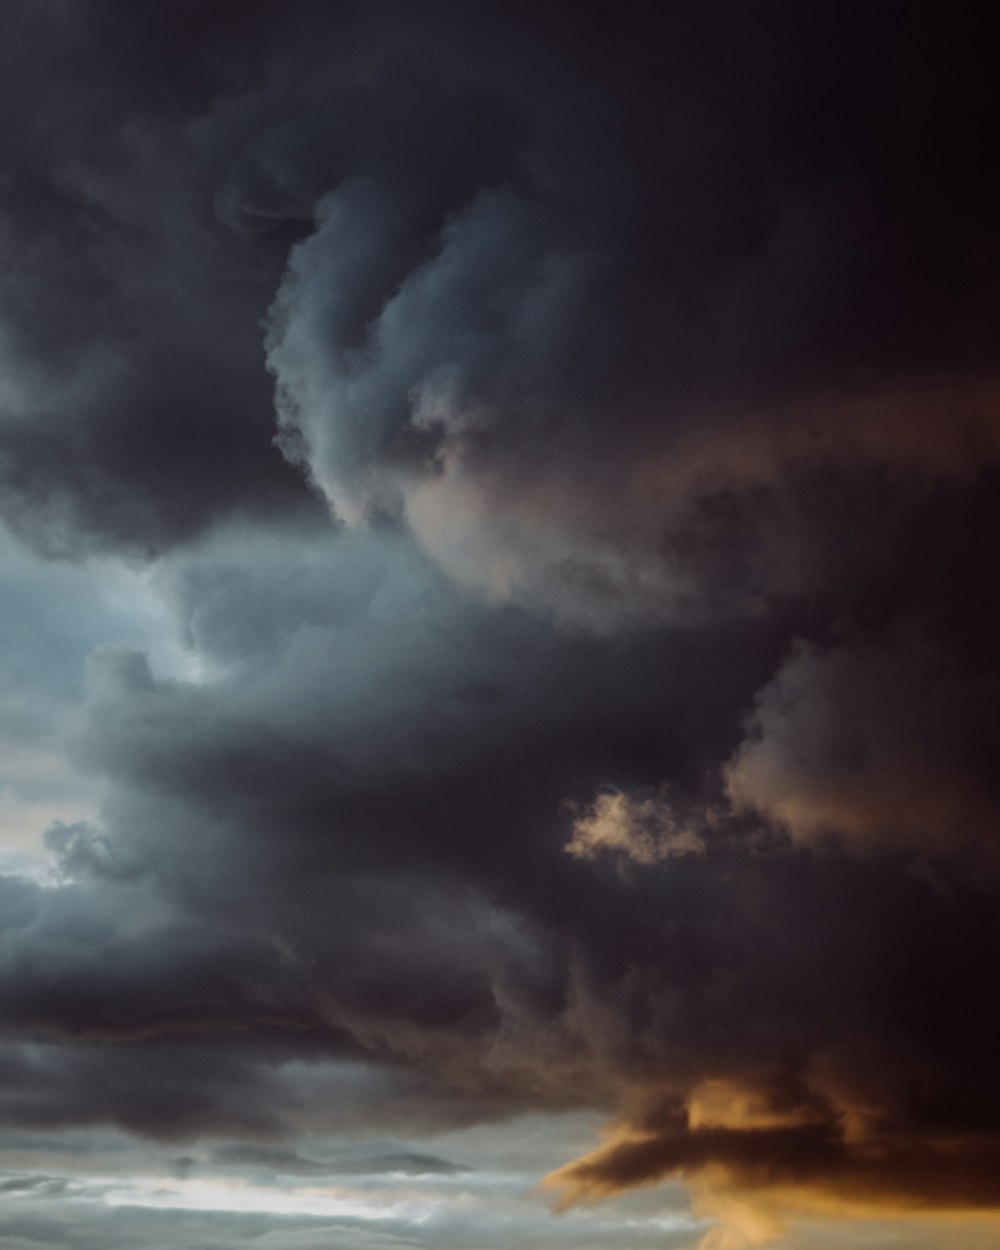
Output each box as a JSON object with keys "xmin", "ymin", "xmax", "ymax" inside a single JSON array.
[{"xmin": 3, "ymin": 3, "xmax": 1000, "ymax": 1248}]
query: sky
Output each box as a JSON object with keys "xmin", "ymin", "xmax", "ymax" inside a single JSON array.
[{"xmin": 1, "ymin": 2, "xmax": 1000, "ymax": 1247}]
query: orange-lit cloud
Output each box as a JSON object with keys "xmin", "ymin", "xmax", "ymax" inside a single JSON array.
[{"xmin": 543, "ymin": 1075, "xmax": 1000, "ymax": 1246}]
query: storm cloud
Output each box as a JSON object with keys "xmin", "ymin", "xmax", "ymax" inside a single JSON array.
[{"xmin": 2, "ymin": 3, "xmax": 1000, "ymax": 1248}]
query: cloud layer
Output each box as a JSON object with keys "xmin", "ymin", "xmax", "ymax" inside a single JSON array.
[{"xmin": 3, "ymin": 3, "xmax": 1000, "ymax": 1247}]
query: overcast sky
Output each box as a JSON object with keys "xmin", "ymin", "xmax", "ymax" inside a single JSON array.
[{"xmin": 3, "ymin": 3, "xmax": 1000, "ymax": 1248}]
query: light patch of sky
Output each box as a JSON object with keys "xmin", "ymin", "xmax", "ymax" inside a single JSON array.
[
  {"xmin": 0, "ymin": 1117, "xmax": 703, "ymax": 1249},
  {"xmin": 101, "ymin": 1174, "xmax": 439, "ymax": 1222},
  {"xmin": 0, "ymin": 524, "xmax": 204, "ymax": 878}
]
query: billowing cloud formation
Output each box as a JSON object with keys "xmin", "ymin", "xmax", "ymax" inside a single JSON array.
[
  {"xmin": 726, "ymin": 635, "xmax": 1000, "ymax": 861},
  {"xmin": 3, "ymin": 3, "xmax": 1000, "ymax": 1249}
]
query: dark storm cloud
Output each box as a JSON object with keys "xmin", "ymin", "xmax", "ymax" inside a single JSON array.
[
  {"xmin": 0, "ymin": 0, "xmax": 517, "ymax": 554},
  {"xmin": 260, "ymin": 3, "xmax": 1000, "ymax": 625},
  {"xmin": 10, "ymin": 524, "xmax": 1000, "ymax": 1231},
  {"xmin": 726, "ymin": 633, "xmax": 1000, "ymax": 862},
  {"xmin": 4, "ymin": 3, "xmax": 1000, "ymax": 1247}
]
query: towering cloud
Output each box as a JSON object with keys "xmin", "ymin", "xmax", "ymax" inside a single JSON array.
[{"xmin": 2, "ymin": 3, "xmax": 1000, "ymax": 1248}]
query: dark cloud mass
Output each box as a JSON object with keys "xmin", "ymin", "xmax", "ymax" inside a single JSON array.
[{"xmin": 3, "ymin": 2, "xmax": 1000, "ymax": 1247}]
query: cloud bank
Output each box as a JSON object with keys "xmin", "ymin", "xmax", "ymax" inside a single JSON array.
[{"xmin": 2, "ymin": 3, "xmax": 1000, "ymax": 1247}]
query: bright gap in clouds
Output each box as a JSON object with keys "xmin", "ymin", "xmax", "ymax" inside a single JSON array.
[
  {"xmin": 0, "ymin": 527, "xmax": 205, "ymax": 879},
  {"xmin": 0, "ymin": 1116, "xmax": 704, "ymax": 1249},
  {"xmin": 101, "ymin": 1174, "xmax": 439, "ymax": 1221}
]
